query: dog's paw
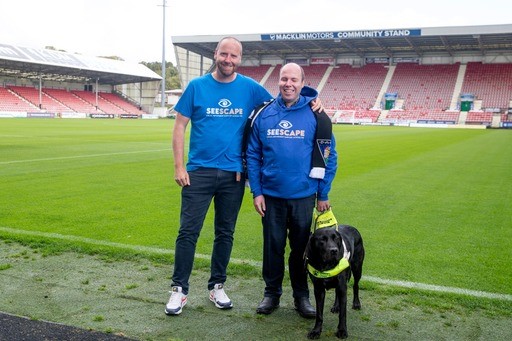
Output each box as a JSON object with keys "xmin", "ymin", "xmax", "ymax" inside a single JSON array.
[
  {"xmin": 331, "ymin": 305, "xmax": 340, "ymax": 313},
  {"xmin": 335, "ymin": 329, "xmax": 348, "ymax": 339},
  {"xmin": 307, "ymin": 329, "xmax": 321, "ymax": 339},
  {"xmin": 353, "ymin": 298, "xmax": 361, "ymax": 310}
]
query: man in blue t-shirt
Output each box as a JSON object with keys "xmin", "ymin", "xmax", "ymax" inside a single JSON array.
[{"xmin": 165, "ymin": 37, "xmax": 271, "ymax": 315}]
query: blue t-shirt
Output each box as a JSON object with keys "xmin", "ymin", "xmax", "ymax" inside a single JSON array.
[{"xmin": 175, "ymin": 73, "xmax": 272, "ymax": 172}]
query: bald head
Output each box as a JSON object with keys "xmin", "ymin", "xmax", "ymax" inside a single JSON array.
[
  {"xmin": 279, "ymin": 63, "xmax": 305, "ymax": 81},
  {"xmin": 216, "ymin": 37, "xmax": 243, "ymax": 56},
  {"xmin": 279, "ymin": 63, "xmax": 305, "ymax": 107},
  {"xmin": 213, "ymin": 37, "xmax": 243, "ymax": 82}
]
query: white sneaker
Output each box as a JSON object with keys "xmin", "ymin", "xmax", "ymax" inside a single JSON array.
[
  {"xmin": 209, "ymin": 283, "xmax": 233, "ymax": 309},
  {"xmin": 165, "ymin": 286, "xmax": 187, "ymax": 315}
]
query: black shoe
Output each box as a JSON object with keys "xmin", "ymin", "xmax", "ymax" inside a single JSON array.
[
  {"xmin": 294, "ymin": 297, "xmax": 316, "ymax": 319},
  {"xmin": 256, "ymin": 297, "xmax": 280, "ymax": 315}
]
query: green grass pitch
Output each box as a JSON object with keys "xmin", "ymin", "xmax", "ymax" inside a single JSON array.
[{"xmin": 1, "ymin": 118, "xmax": 511, "ymax": 295}]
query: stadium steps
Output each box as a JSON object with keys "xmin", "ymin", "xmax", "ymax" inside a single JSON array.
[
  {"xmin": 316, "ymin": 65, "xmax": 334, "ymax": 92},
  {"xmin": 378, "ymin": 110, "xmax": 389, "ymax": 121},
  {"xmin": 450, "ymin": 64, "xmax": 467, "ymax": 110},
  {"xmin": 491, "ymin": 113, "xmax": 502, "ymax": 128},
  {"xmin": 259, "ymin": 65, "xmax": 276, "ymax": 88},
  {"xmin": 377, "ymin": 65, "xmax": 396, "ymax": 108},
  {"xmin": 458, "ymin": 111, "xmax": 468, "ymax": 124}
]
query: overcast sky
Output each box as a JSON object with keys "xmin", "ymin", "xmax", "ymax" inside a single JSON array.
[{"xmin": 0, "ymin": 0, "xmax": 510, "ymax": 65}]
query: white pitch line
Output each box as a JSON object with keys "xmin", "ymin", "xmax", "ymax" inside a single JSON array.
[
  {"xmin": 0, "ymin": 149, "xmax": 170, "ymax": 165},
  {"xmin": 1, "ymin": 226, "xmax": 511, "ymax": 302},
  {"xmin": 363, "ymin": 276, "xmax": 512, "ymax": 301},
  {"xmin": 0, "ymin": 226, "xmax": 261, "ymax": 268}
]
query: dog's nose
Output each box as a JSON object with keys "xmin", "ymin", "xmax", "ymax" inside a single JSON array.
[{"xmin": 330, "ymin": 248, "xmax": 338, "ymax": 256}]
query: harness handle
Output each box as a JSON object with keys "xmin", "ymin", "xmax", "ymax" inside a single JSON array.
[{"xmin": 313, "ymin": 207, "xmax": 338, "ymax": 230}]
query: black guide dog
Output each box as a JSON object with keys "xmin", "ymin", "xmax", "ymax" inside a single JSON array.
[{"xmin": 304, "ymin": 224, "xmax": 365, "ymax": 339}]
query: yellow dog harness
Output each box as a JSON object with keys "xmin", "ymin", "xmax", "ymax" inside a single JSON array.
[{"xmin": 307, "ymin": 258, "xmax": 350, "ymax": 278}]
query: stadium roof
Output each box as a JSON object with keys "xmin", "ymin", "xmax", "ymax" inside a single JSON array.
[
  {"xmin": 171, "ymin": 23, "xmax": 512, "ymax": 60},
  {"xmin": 0, "ymin": 43, "xmax": 162, "ymax": 85}
]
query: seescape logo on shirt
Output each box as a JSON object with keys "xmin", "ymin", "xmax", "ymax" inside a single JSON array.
[
  {"xmin": 267, "ymin": 120, "xmax": 306, "ymax": 138},
  {"xmin": 206, "ymin": 98, "xmax": 243, "ymax": 117}
]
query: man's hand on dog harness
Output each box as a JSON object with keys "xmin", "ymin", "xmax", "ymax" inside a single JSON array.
[{"xmin": 316, "ymin": 200, "xmax": 330, "ymax": 212}]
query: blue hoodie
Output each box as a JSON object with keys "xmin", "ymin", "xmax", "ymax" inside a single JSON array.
[{"xmin": 246, "ymin": 86, "xmax": 337, "ymax": 200}]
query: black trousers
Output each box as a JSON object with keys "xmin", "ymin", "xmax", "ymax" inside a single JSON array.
[
  {"xmin": 172, "ymin": 168, "xmax": 245, "ymax": 294},
  {"xmin": 261, "ymin": 194, "xmax": 315, "ymax": 299}
]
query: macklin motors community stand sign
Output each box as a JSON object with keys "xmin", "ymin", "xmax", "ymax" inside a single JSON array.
[{"xmin": 261, "ymin": 29, "xmax": 421, "ymax": 41}]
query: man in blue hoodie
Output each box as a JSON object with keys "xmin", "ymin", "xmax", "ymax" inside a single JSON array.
[{"xmin": 246, "ymin": 62, "xmax": 338, "ymax": 318}]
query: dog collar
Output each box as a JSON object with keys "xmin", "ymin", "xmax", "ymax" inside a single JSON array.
[{"xmin": 307, "ymin": 239, "xmax": 351, "ymax": 278}]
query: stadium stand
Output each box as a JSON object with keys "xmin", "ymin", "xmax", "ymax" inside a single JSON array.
[
  {"xmin": 237, "ymin": 62, "xmax": 479, "ymax": 125},
  {"xmin": 262, "ymin": 64, "xmax": 282, "ymax": 97},
  {"xmin": 461, "ymin": 62, "xmax": 512, "ymax": 109},
  {"xmin": 385, "ymin": 63, "xmax": 459, "ymax": 112},
  {"xmin": 0, "ymin": 85, "xmax": 144, "ymax": 116},
  {"xmin": 465, "ymin": 111, "xmax": 494, "ymax": 126},
  {"xmin": 331, "ymin": 109, "xmax": 381, "ymax": 124},
  {"xmin": 302, "ymin": 64, "xmax": 330, "ymax": 89},
  {"xmin": 0, "ymin": 85, "xmax": 147, "ymax": 116},
  {"xmin": 168, "ymin": 24, "xmax": 512, "ymax": 128},
  {"xmin": 0, "ymin": 86, "xmax": 37, "ymax": 112},
  {"xmin": 385, "ymin": 109, "xmax": 460, "ymax": 124},
  {"xmin": 321, "ymin": 63, "xmax": 388, "ymax": 111},
  {"xmin": 7, "ymin": 59, "xmax": 502, "ymax": 126},
  {"xmin": 238, "ymin": 62, "xmax": 470, "ymax": 124},
  {"xmin": 234, "ymin": 60, "xmax": 512, "ymax": 127},
  {"xmin": 2, "ymin": 24, "xmax": 512, "ymax": 127},
  {"xmin": 0, "ymin": 42, "xmax": 161, "ymax": 117},
  {"xmin": 236, "ymin": 65, "xmax": 271, "ymax": 83},
  {"xmin": 42, "ymin": 88, "xmax": 98, "ymax": 114},
  {"xmin": 7, "ymin": 86, "xmax": 72, "ymax": 113},
  {"xmin": 70, "ymin": 90, "xmax": 128, "ymax": 115},
  {"xmin": 502, "ymin": 113, "xmax": 512, "ymax": 122},
  {"xmin": 99, "ymin": 92, "xmax": 142, "ymax": 114}
]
